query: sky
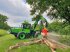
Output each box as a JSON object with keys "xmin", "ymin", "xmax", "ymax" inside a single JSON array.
[{"xmin": 0, "ymin": 0, "xmax": 51, "ymax": 27}]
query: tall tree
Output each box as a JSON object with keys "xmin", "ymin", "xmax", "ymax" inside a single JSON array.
[
  {"xmin": 0, "ymin": 14, "xmax": 8, "ymax": 22},
  {"xmin": 0, "ymin": 14, "xmax": 10, "ymax": 30},
  {"xmin": 26, "ymin": 0, "xmax": 70, "ymax": 23}
]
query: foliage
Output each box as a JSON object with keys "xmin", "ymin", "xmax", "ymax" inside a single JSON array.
[
  {"xmin": 0, "ymin": 14, "xmax": 8, "ymax": 22},
  {"xmin": 0, "ymin": 14, "xmax": 10, "ymax": 30},
  {"xmin": 48, "ymin": 21, "xmax": 62, "ymax": 32},
  {"xmin": 48, "ymin": 21, "xmax": 70, "ymax": 35},
  {"xmin": 26, "ymin": 0, "xmax": 70, "ymax": 23},
  {"xmin": 23, "ymin": 20, "xmax": 30, "ymax": 24},
  {"xmin": 60, "ymin": 25, "xmax": 70, "ymax": 35},
  {"xmin": 22, "ymin": 20, "xmax": 30, "ymax": 24},
  {"xmin": 0, "ymin": 22, "xmax": 10, "ymax": 30}
]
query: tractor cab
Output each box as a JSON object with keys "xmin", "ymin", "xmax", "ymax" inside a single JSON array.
[
  {"xmin": 22, "ymin": 23, "xmax": 31, "ymax": 29},
  {"xmin": 21, "ymin": 23, "xmax": 32, "ymax": 34}
]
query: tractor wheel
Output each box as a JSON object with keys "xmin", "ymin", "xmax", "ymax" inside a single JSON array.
[{"xmin": 17, "ymin": 32, "xmax": 25, "ymax": 39}]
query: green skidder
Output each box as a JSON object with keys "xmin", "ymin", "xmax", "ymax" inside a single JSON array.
[
  {"xmin": 9, "ymin": 15, "xmax": 48, "ymax": 39},
  {"xmin": 9, "ymin": 23, "xmax": 37, "ymax": 39}
]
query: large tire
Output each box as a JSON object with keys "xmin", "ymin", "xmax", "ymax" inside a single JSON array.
[{"xmin": 17, "ymin": 32, "xmax": 25, "ymax": 39}]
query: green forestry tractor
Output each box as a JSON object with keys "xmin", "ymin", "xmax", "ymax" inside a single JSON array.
[
  {"xmin": 9, "ymin": 23, "xmax": 40, "ymax": 39},
  {"xmin": 9, "ymin": 15, "xmax": 48, "ymax": 39}
]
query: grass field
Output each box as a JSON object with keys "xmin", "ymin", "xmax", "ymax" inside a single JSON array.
[
  {"xmin": 0, "ymin": 35, "xmax": 70, "ymax": 52},
  {"xmin": 0, "ymin": 34, "xmax": 50, "ymax": 52},
  {"xmin": 0, "ymin": 34, "xmax": 70, "ymax": 52}
]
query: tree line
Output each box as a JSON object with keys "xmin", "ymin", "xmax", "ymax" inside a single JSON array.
[
  {"xmin": 48, "ymin": 21, "xmax": 70, "ymax": 35},
  {"xmin": 0, "ymin": 14, "xmax": 10, "ymax": 30}
]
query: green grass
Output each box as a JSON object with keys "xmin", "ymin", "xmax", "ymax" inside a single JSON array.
[
  {"xmin": 0, "ymin": 29, "xmax": 9, "ymax": 36},
  {"xmin": 0, "ymin": 34, "xmax": 70, "ymax": 52}
]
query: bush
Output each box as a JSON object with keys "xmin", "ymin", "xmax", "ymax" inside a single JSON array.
[
  {"xmin": 0, "ymin": 22, "xmax": 10, "ymax": 30},
  {"xmin": 48, "ymin": 21, "xmax": 62, "ymax": 32},
  {"xmin": 63, "ymin": 25, "xmax": 70, "ymax": 35},
  {"xmin": 48, "ymin": 21, "xmax": 70, "ymax": 35}
]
